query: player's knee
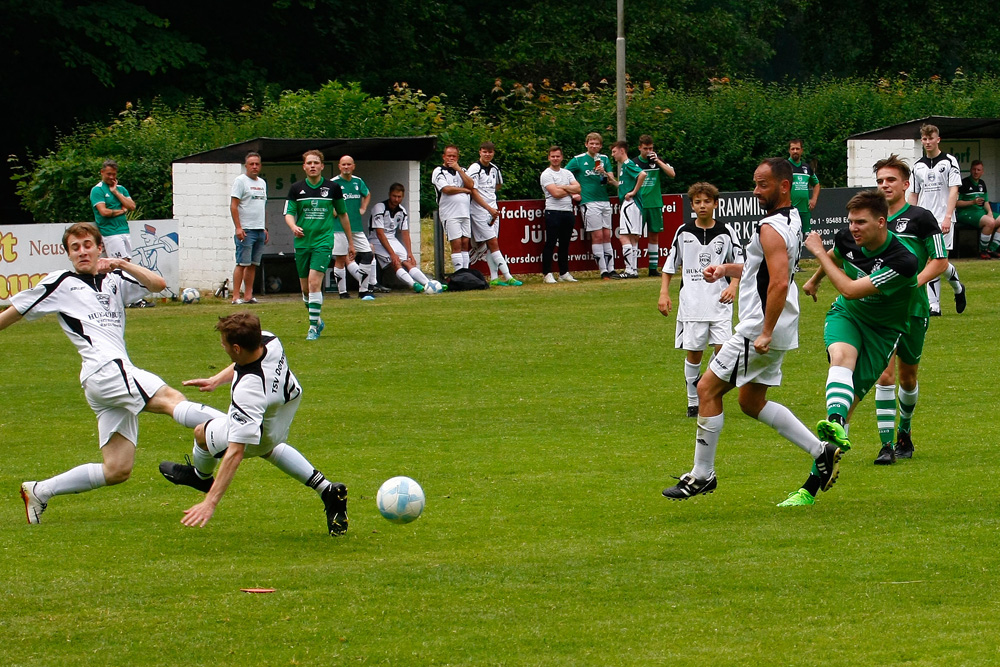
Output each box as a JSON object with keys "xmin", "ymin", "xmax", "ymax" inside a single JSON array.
[
  {"xmin": 356, "ymin": 251, "xmax": 374, "ymax": 265},
  {"xmin": 738, "ymin": 395, "xmax": 765, "ymax": 418},
  {"xmin": 104, "ymin": 461, "xmax": 133, "ymax": 485},
  {"xmin": 193, "ymin": 422, "xmax": 207, "ymax": 445}
]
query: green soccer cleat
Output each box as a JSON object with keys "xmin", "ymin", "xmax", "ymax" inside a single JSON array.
[
  {"xmin": 777, "ymin": 488, "xmax": 815, "ymax": 507},
  {"xmin": 505, "ymin": 278, "xmax": 523, "ymax": 286},
  {"xmin": 490, "ymin": 278, "xmax": 508, "ymax": 287},
  {"xmin": 817, "ymin": 419, "xmax": 852, "ymax": 452},
  {"xmin": 413, "ymin": 282, "xmax": 425, "ymax": 293}
]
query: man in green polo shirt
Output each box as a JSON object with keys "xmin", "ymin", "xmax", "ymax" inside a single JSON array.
[
  {"xmin": 90, "ymin": 159, "xmax": 137, "ymax": 260},
  {"xmin": 788, "ymin": 139, "xmax": 820, "ymax": 235},
  {"xmin": 955, "ymin": 160, "xmax": 999, "ymax": 258},
  {"xmin": 283, "ymin": 149, "xmax": 354, "ymax": 340}
]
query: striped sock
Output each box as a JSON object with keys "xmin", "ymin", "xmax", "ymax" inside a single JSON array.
[
  {"xmin": 308, "ymin": 292, "xmax": 322, "ymax": 329},
  {"xmin": 648, "ymin": 242, "xmax": 659, "ymax": 271},
  {"xmin": 898, "ymin": 383, "xmax": 918, "ymax": 433},
  {"xmin": 980, "ymin": 234, "xmax": 991, "ymax": 252},
  {"xmin": 874, "ymin": 383, "xmax": 896, "ymax": 446},
  {"xmin": 825, "ymin": 365, "xmax": 854, "ymax": 422}
]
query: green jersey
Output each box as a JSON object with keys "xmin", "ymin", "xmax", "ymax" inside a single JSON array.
[
  {"xmin": 634, "ymin": 155, "xmax": 663, "ymax": 209},
  {"xmin": 283, "ymin": 177, "xmax": 347, "ymax": 250},
  {"xmin": 565, "ymin": 152, "xmax": 612, "ymax": 203},
  {"xmin": 886, "ymin": 203, "xmax": 945, "ymax": 318},
  {"xmin": 831, "ymin": 228, "xmax": 919, "ymax": 334},
  {"xmin": 617, "ymin": 159, "xmax": 644, "ymax": 201},
  {"xmin": 788, "ymin": 159, "xmax": 819, "ymax": 214},
  {"xmin": 332, "ymin": 175, "xmax": 370, "ymax": 234},
  {"xmin": 90, "ymin": 181, "xmax": 132, "ymax": 236}
]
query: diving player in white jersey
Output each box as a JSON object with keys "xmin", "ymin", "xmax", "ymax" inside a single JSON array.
[
  {"xmin": 369, "ymin": 183, "xmax": 432, "ymax": 292},
  {"xmin": 662, "ymin": 159, "xmax": 842, "ymax": 500},
  {"xmin": 4, "ymin": 222, "xmax": 224, "ymax": 524},
  {"xmin": 909, "ymin": 123, "xmax": 966, "ymax": 315},
  {"xmin": 158, "ymin": 311, "xmax": 349, "ymax": 535}
]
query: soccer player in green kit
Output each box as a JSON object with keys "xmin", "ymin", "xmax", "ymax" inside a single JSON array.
[
  {"xmin": 333, "ymin": 155, "xmax": 375, "ymax": 300},
  {"xmin": 566, "ymin": 132, "xmax": 620, "ymax": 279},
  {"xmin": 869, "ymin": 155, "xmax": 947, "ymax": 465},
  {"xmin": 635, "ymin": 135, "xmax": 676, "ymax": 277},
  {"xmin": 283, "ymin": 149, "xmax": 354, "ymax": 340},
  {"xmin": 778, "ymin": 190, "xmax": 919, "ymax": 506},
  {"xmin": 788, "ymin": 139, "xmax": 820, "ymax": 235},
  {"xmin": 611, "ymin": 141, "xmax": 646, "ymax": 278}
]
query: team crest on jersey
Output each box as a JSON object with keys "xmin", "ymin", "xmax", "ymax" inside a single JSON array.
[
  {"xmin": 895, "ymin": 220, "xmax": 908, "ymax": 233},
  {"xmin": 872, "ymin": 259, "xmax": 884, "ymax": 271},
  {"xmin": 846, "ymin": 251, "xmax": 854, "ymax": 259},
  {"xmin": 699, "ymin": 252, "xmax": 711, "ymax": 268},
  {"xmin": 97, "ymin": 293, "xmax": 112, "ymax": 311},
  {"xmin": 713, "ymin": 239, "xmax": 725, "ymax": 255},
  {"xmin": 232, "ymin": 412, "xmax": 249, "ymax": 425},
  {"xmin": 319, "ymin": 187, "xmax": 330, "ymax": 197}
]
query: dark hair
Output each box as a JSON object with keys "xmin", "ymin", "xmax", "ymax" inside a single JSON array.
[
  {"xmin": 216, "ymin": 311, "xmax": 263, "ymax": 350},
  {"xmin": 760, "ymin": 157, "xmax": 793, "ymax": 184},
  {"xmin": 302, "ymin": 149, "xmax": 324, "ymax": 162},
  {"xmin": 638, "ymin": 134, "xmax": 654, "ymax": 146},
  {"xmin": 101, "ymin": 159, "xmax": 119, "ymax": 171},
  {"xmin": 920, "ymin": 123, "xmax": 939, "ymax": 138},
  {"xmin": 687, "ymin": 182, "xmax": 720, "ymax": 202},
  {"xmin": 873, "ymin": 154, "xmax": 910, "ymax": 181},
  {"xmin": 788, "ymin": 139, "xmax": 803, "ymax": 147},
  {"xmin": 62, "ymin": 222, "xmax": 102, "ymax": 251},
  {"xmin": 480, "ymin": 141, "xmax": 495, "ymax": 151},
  {"xmin": 389, "ymin": 182, "xmax": 405, "ymax": 194},
  {"xmin": 548, "ymin": 145, "xmax": 563, "ymax": 155},
  {"xmin": 611, "ymin": 140, "xmax": 628, "ymax": 151},
  {"xmin": 846, "ymin": 189, "xmax": 889, "ymax": 220},
  {"xmin": 971, "ymin": 159, "xmax": 984, "ymax": 169}
]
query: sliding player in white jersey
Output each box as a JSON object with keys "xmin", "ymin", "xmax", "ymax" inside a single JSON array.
[
  {"xmin": 158, "ymin": 311, "xmax": 349, "ymax": 535},
  {"xmin": 3, "ymin": 222, "xmax": 224, "ymax": 524},
  {"xmin": 468, "ymin": 142, "xmax": 522, "ymax": 286},
  {"xmin": 368, "ymin": 183, "xmax": 432, "ymax": 293},
  {"xmin": 659, "ymin": 182, "xmax": 743, "ymax": 416},
  {"xmin": 662, "ymin": 159, "xmax": 841, "ymax": 500}
]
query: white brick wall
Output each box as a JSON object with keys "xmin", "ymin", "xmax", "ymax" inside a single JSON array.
[{"xmin": 847, "ymin": 139, "xmax": 920, "ymax": 186}]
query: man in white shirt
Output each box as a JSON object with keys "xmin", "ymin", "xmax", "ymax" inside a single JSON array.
[
  {"xmin": 468, "ymin": 141, "xmax": 521, "ymax": 286},
  {"xmin": 368, "ymin": 183, "xmax": 432, "ymax": 292},
  {"xmin": 433, "ymin": 145, "xmax": 476, "ymax": 271},
  {"xmin": 230, "ymin": 152, "xmax": 268, "ymax": 304},
  {"xmin": 539, "ymin": 146, "xmax": 581, "ymax": 283}
]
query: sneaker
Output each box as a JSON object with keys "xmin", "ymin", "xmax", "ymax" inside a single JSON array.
[
  {"xmin": 322, "ymin": 482, "xmax": 349, "ymax": 535},
  {"xmin": 662, "ymin": 473, "xmax": 718, "ymax": 499},
  {"xmin": 20, "ymin": 482, "xmax": 46, "ymax": 524},
  {"xmin": 543, "ymin": 273, "xmax": 557, "ymax": 284},
  {"xmin": 648, "ymin": 268, "xmax": 660, "ymax": 278},
  {"xmin": 929, "ymin": 307, "xmax": 941, "ymax": 317},
  {"xmin": 317, "ymin": 319, "xmax": 325, "ymax": 335},
  {"xmin": 306, "ymin": 326, "xmax": 320, "ymax": 340},
  {"xmin": 874, "ymin": 444, "xmax": 896, "ymax": 466},
  {"xmin": 413, "ymin": 282, "xmax": 425, "ymax": 293},
  {"xmin": 159, "ymin": 458, "xmax": 215, "ymax": 493},
  {"xmin": 626, "ymin": 272, "xmax": 639, "ymax": 279},
  {"xmin": 558, "ymin": 273, "xmax": 578, "ymax": 282},
  {"xmin": 339, "ymin": 292, "xmax": 351, "ymax": 299},
  {"xmin": 127, "ymin": 299, "xmax": 155, "ymax": 308},
  {"xmin": 490, "ymin": 278, "xmax": 508, "ymax": 287},
  {"xmin": 955, "ymin": 283, "xmax": 967, "ymax": 314},
  {"xmin": 231, "ymin": 298, "xmax": 245, "ymax": 305},
  {"xmin": 777, "ymin": 488, "xmax": 815, "ymax": 507},
  {"xmin": 816, "ymin": 419, "xmax": 852, "ymax": 452},
  {"xmin": 372, "ymin": 284, "xmax": 392, "ymax": 294},
  {"xmin": 980, "ymin": 251, "xmax": 992, "ymax": 260},
  {"xmin": 686, "ymin": 405, "xmax": 699, "ymax": 418},
  {"xmin": 245, "ymin": 297, "xmax": 259, "ymax": 304},
  {"xmin": 361, "ymin": 292, "xmax": 376, "ymax": 301},
  {"xmin": 894, "ymin": 431, "xmax": 914, "ymax": 459},
  {"xmin": 506, "ymin": 277, "xmax": 524, "ymax": 286},
  {"xmin": 601, "ymin": 272, "xmax": 611, "ymax": 280},
  {"xmin": 813, "ymin": 442, "xmax": 842, "ymax": 492},
  {"xmin": 608, "ymin": 272, "xmax": 623, "ymax": 280},
  {"xmin": 990, "ymin": 250, "xmax": 1000, "ymax": 259}
]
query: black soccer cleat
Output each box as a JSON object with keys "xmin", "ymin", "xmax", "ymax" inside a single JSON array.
[
  {"xmin": 686, "ymin": 406, "xmax": 699, "ymax": 418},
  {"xmin": 339, "ymin": 292, "xmax": 352, "ymax": 299},
  {"xmin": 159, "ymin": 458, "xmax": 214, "ymax": 493},
  {"xmin": 814, "ymin": 442, "xmax": 842, "ymax": 492},
  {"xmin": 322, "ymin": 482, "xmax": 349, "ymax": 536},
  {"xmin": 662, "ymin": 473, "xmax": 717, "ymax": 499},
  {"xmin": 955, "ymin": 283, "xmax": 967, "ymax": 314},
  {"xmin": 648, "ymin": 268, "xmax": 660, "ymax": 278},
  {"xmin": 371, "ymin": 284, "xmax": 392, "ymax": 294},
  {"xmin": 874, "ymin": 444, "xmax": 896, "ymax": 466},
  {"xmin": 894, "ymin": 431, "xmax": 914, "ymax": 459}
]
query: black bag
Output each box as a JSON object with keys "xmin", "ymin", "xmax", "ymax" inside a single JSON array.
[{"xmin": 446, "ymin": 268, "xmax": 490, "ymax": 291}]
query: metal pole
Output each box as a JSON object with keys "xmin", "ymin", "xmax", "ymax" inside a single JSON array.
[
  {"xmin": 433, "ymin": 211, "xmax": 445, "ymax": 280},
  {"xmin": 616, "ymin": 0, "xmax": 626, "ymax": 142}
]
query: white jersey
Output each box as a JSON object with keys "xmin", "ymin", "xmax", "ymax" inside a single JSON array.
[
  {"xmin": 540, "ymin": 167, "xmax": 577, "ymax": 212},
  {"xmin": 230, "ymin": 174, "xmax": 267, "ymax": 230},
  {"xmin": 432, "ymin": 166, "xmax": 470, "ymax": 221},
  {"xmin": 10, "ymin": 269, "xmax": 151, "ymax": 383},
  {"xmin": 368, "ymin": 200, "xmax": 409, "ymax": 241},
  {"xmin": 663, "ymin": 221, "xmax": 744, "ymax": 322},
  {"xmin": 468, "ymin": 161, "xmax": 503, "ymax": 217},
  {"xmin": 910, "ymin": 153, "xmax": 961, "ymax": 223},
  {"xmin": 227, "ymin": 331, "xmax": 303, "ymax": 449},
  {"xmin": 733, "ymin": 207, "xmax": 801, "ymax": 350}
]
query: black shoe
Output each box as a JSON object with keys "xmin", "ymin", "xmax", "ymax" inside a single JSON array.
[
  {"xmin": 127, "ymin": 299, "xmax": 155, "ymax": 309},
  {"xmin": 894, "ymin": 431, "xmax": 914, "ymax": 459},
  {"xmin": 609, "ymin": 271, "xmax": 623, "ymax": 280},
  {"xmin": 159, "ymin": 458, "xmax": 214, "ymax": 493},
  {"xmin": 955, "ymin": 284, "xmax": 967, "ymax": 314},
  {"xmin": 662, "ymin": 473, "xmax": 717, "ymax": 499},
  {"xmin": 648, "ymin": 268, "xmax": 660, "ymax": 278},
  {"xmin": 814, "ymin": 442, "xmax": 842, "ymax": 492},
  {"xmin": 371, "ymin": 284, "xmax": 392, "ymax": 294},
  {"xmin": 874, "ymin": 444, "xmax": 896, "ymax": 466},
  {"xmin": 929, "ymin": 308, "xmax": 941, "ymax": 316},
  {"xmin": 601, "ymin": 272, "xmax": 611, "ymax": 280},
  {"xmin": 686, "ymin": 406, "xmax": 699, "ymax": 418},
  {"xmin": 322, "ymin": 482, "xmax": 349, "ymax": 535},
  {"xmin": 339, "ymin": 292, "xmax": 352, "ymax": 299}
]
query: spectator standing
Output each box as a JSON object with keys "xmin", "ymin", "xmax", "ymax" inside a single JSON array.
[
  {"xmin": 468, "ymin": 142, "xmax": 522, "ymax": 286},
  {"xmin": 566, "ymin": 133, "xmax": 620, "ymax": 279},
  {"xmin": 539, "ymin": 146, "xmax": 581, "ymax": 283},
  {"xmin": 787, "ymin": 139, "xmax": 820, "ymax": 236},
  {"xmin": 610, "ymin": 141, "xmax": 646, "ymax": 278},
  {"xmin": 229, "ymin": 152, "xmax": 268, "ymax": 304},
  {"xmin": 635, "ymin": 135, "xmax": 676, "ymax": 277},
  {"xmin": 432, "ymin": 145, "xmax": 475, "ymax": 271},
  {"xmin": 90, "ymin": 159, "xmax": 137, "ymax": 260},
  {"xmin": 332, "ymin": 155, "xmax": 376, "ymax": 300}
]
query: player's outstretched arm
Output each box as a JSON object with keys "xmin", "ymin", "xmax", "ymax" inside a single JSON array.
[
  {"xmin": 807, "ymin": 237, "xmax": 878, "ymax": 300},
  {"xmin": 181, "ymin": 442, "xmax": 245, "ymax": 527},
  {"xmin": 0, "ymin": 306, "xmax": 24, "ymax": 332},
  {"xmin": 183, "ymin": 364, "xmax": 236, "ymax": 392},
  {"xmin": 99, "ymin": 257, "xmax": 166, "ymax": 292}
]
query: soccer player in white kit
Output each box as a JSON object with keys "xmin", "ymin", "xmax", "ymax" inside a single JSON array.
[
  {"xmin": 4, "ymin": 223, "xmax": 224, "ymax": 524},
  {"xmin": 662, "ymin": 159, "xmax": 842, "ymax": 500},
  {"xmin": 369, "ymin": 183, "xmax": 432, "ymax": 293},
  {"xmin": 158, "ymin": 312, "xmax": 349, "ymax": 535},
  {"xmin": 468, "ymin": 141, "xmax": 522, "ymax": 286}
]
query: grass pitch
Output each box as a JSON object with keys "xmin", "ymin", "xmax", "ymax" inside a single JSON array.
[{"xmin": 2, "ymin": 260, "xmax": 999, "ymax": 666}]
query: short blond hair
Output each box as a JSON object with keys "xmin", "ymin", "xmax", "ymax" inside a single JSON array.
[{"xmin": 585, "ymin": 132, "xmax": 603, "ymax": 144}]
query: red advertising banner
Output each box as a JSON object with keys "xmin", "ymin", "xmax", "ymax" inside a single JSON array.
[{"xmin": 472, "ymin": 195, "xmax": 684, "ymax": 275}]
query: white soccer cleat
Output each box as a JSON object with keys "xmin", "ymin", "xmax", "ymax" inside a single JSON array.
[
  {"xmin": 558, "ymin": 272, "xmax": 578, "ymax": 282},
  {"xmin": 20, "ymin": 482, "xmax": 47, "ymax": 524},
  {"xmin": 543, "ymin": 273, "xmax": 557, "ymax": 284}
]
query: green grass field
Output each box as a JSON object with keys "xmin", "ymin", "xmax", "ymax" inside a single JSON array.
[{"xmin": 2, "ymin": 260, "xmax": 999, "ymax": 666}]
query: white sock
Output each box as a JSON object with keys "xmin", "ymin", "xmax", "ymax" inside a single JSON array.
[
  {"xmin": 409, "ymin": 267, "xmax": 429, "ymax": 285},
  {"xmin": 945, "ymin": 263, "xmax": 962, "ymax": 292},
  {"xmin": 265, "ymin": 443, "xmax": 330, "ymax": 495},
  {"xmin": 756, "ymin": 400, "xmax": 824, "ymax": 457},
  {"xmin": 490, "ymin": 250, "xmax": 512, "ymax": 280},
  {"xmin": 358, "ymin": 263, "xmax": 372, "ymax": 293},
  {"xmin": 335, "ymin": 267, "xmax": 347, "ymax": 294},
  {"xmin": 692, "ymin": 413, "xmax": 724, "ymax": 480},
  {"xmin": 486, "ymin": 251, "xmax": 499, "ymax": 280},
  {"xmin": 461, "ymin": 251, "xmax": 470, "ymax": 268},
  {"xmin": 592, "ymin": 243, "xmax": 606, "ymax": 273},
  {"xmin": 622, "ymin": 244, "xmax": 634, "ymax": 274},
  {"xmin": 173, "ymin": 401, "xmax": 225, "ymax": 429},
  {"xmin": 395, "ymin": 267, "xmax": 415, "ymax": 286},
  {"xmin": 451, "ymin": 253, "xmax": 463, "ymax": 271},
  {"xmin": 369, "ymin": 259, "xmax": 379, "ymax": 287},
  {"xmin": 684, "ymin": 360, "xmax": 700, "ymax": 406},
  {"xmin": 602, "ymin": 243, "xmax": 615, "ymax": 272},
  {"xmin": 191, "ymin": 442, "xmax": 217, "ymax": 478},
  {"xmin": 346, "ymin": 261, "xmax": 363, "ymax": 282},
  {"xmin": 35, "ymin": 463, "xmax": 106, "ymax": 502}
]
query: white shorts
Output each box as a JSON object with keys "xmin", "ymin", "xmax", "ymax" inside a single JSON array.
[
  {"xmin": 618, "ymin": 198, "xmax": 642, "ymax": 236},
  {"xmin": 83, "ymin": 360, "xmax": 166, "ymax": 447},
  {"xmin": 373, "ymin": 237, "xmax": 409, "ymax": 267},
  {"xmin": 942, "ymin": 224, "xmax": 954, "ymax": 251},
  {"xmin": 709, "ymin": 334, "xmax": 787, "ymax": 388},
  {"xmin": 581, "ymin": 201, "xmax": 612, "ymax": 232},
  {"xmin": 333, "ymin": 231, "xmax": 371, "ymax": 257},
  {"xmin": 103, "ymin": 233, "xmax": 133, "ymax": 260},
  {"xmin": 471, "ymin": 212, "xmax": 498, "ymax": 242},
  {"xmin": 203, "ymin": 417, "xmax": 276, "ymax": 459},
  {"xmin": 675, "ymin": 320, "xmax": 732, "ymax": 351},
  {"xmin": 443, "ymin": 217, "xmax": 472, "ymax": 241}
]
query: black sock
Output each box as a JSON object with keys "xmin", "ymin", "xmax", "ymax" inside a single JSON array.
[{"xmin": 803, "ymin": 474, "xmax": 822, "ymax": 497}]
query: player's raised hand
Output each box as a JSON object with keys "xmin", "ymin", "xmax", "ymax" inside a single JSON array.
[
  {"xmin": 803, "ymin": 232, "xmax": 825, "ymax": 256},
  {"xmin": 703, "ymin": 264, "xmax": 726, "ymax": 283}
]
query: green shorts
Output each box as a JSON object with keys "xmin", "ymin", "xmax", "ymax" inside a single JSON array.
[
  {"xmin": 799, "ymin": 210, "xmax": 811, "ymax": 234},
  {"xmin": 294, "ymin": 245, "xmax": 333, "ymax": 278},
  {"xmin": 895, "ymin": 315, "xmax": 928, "ymax": 366},
  {"xmin": 823, "ymin": 303, "xmax": 901, "ymax": 401},
  {"xmin": 956, "ymin": 204, "xmax": 988, "ymax": 228},
  {"xmin": 642, "ymin": 207, "xmax": 664, "ymax": 234}
]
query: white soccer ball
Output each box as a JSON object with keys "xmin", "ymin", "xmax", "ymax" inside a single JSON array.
[
  {"xmin": 424, "ymin": 279, "xmax": 443, "ymax": 294},
  {"xmin": 180, "ymin": 287, "xmax": 201, "ymax": 304},
  {"xmin": 376, "ymin": 476, "xmax": 425, "ymax": 524},
  {"xmin": 266, "ymin": 275, "xmax": 282, "ymax": 293}
]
